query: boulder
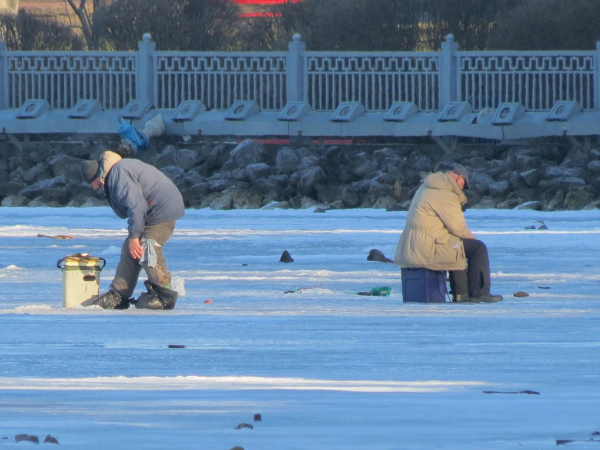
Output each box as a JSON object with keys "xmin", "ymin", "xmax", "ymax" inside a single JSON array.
[
  {"xmin": 0, "ymin": 179, "xmax": 27, "ymax": 198},
  {"xmin": 47, "ymin": 154, "xmax": 83, "ymax": 180},
  {"xmin": 27, "ymin": 196, "xmax": 61, "ymax": 207},
  {"xmin": 544, "ymin": 165, "xmax": 583, "ymax": 179},
  {"xmin": 515, "ymin": 201, "xmax": 542, "ymax": 210},
  {"xmin": 1, "ymin": 195, "xmax": 28, "ymax": 207},
  {"xmin": 367, "ymin": 249, "xmax": 394, "ymax": 263},
  {"xmin": 471, "ymin": 197, "xmax": 497, "ymax": 209},
  {"xmin": 231, "ymin": 189, "xmax": 264, "ymax": 209},
  {"xmin": 373, "ymin": 195, "xmax": 400, "ymax": 210},
  {"xmin": 23, "ymin": 142, "xmax": 53, "ymax": 164},
  {"xmin": 329, "ymin": 199, "xmax": 346, "ymax": 209},
  {"xmin": 230, "ymin": 139, "xmax": 265, "ymax": 167},
  {"xmin": 520, "ymin": 169, "xmax": 540, "ymax": 187},
  {"xmin": 463, "ymin": 156, "xmax": 489, "ymax": 169},
  {"xmin": 208, "ymin": 178, "xmax": 250, "ymax": 193},
  {"xmin": 181, "ymin": 170, "xmax": 206, "ymax": 188},
  {"xmin": 515, "ymin": 154, "xmax": 542, "ymax": 171},
  {"xmin": 564, "ymin": 189, "xmax": 595, "ymax": 210},
  {"xmin": 296, "ymin": 167, "xmax": 325, "ymax": 196},
  {"xmin": 337, "ymin": 165, "xmax": 355, "ymax": 184},
  {"xmin": 68, "ymin": 195, "xmax": 107, "ymax": 207},
  {"xmin": 23, "ymin": 162, "xmax": 52, "ymax": 184},
  {"xmin": 9, "ymin": 166, "xmax": 26, "ymax": 181},
  {"xmin": 15, "ymin": 434, "xmax": 39, "ymax": 444},
  {"xmin": 151, "ymin": 145, "xmax": 178, "ymax": 169},
  {"xmin": 262, "ymin": 201, "xmax": 290, "ymax": 210},
  {"xmin": 44, "ymin": 435, "xmax": 59, "ymax": 444},
  {"xmin": 507, "ymin": 171, "xmax": 528, "ymax": 190},
  {"xmin": 545, "ymin": 190, "xmax": 565, "ymax": 211},
  {"xmin": 488, "ymin": 180, "xmax": 510, "ymax": 197},
  {"xmin": 9, "ymin": 156, "xmax": 34, "ymax": 172},
  {"xmin": 279, "ymin": 250, "xmax": 294, "ymax": 263},
  {"xmin": 18, "ymin": 176, "xmax": 67, "ymax": 200},
  {"xmin": 315, "ymin": 184, "xmax": 341, "ymax": 204},
  {"xmin": 204, "ymin": 144, "xmax": 232, "ymax": 170},
  {"xmin": 201, "ymin": 191, "xmax": 235, "ymax": 210},
  {"xmin": 175, "ymin": 149, "xmax": 198, "ymax": 171},
  {"xmin": 275, "ymin": 148, "xmax": 300, "ymax": 174},
  {"xmin": 160, "ymin": 166, "xmax": 186, "ymax": 186},
  {"xmin": 404, "ymin": 154, "xmax": 433, "ymax": 173},
  {"xmin": 496, "ymin": 193, "xmax": 524, "ymax": 209},
  {"xmin": 469, "ymin": 172, "xmax": 495, "ymax": 195},
  {"xmin": 195, "ymin": 146, "xmax": 211, "ymax": 166},
  {"xmin": 181, "ymin": 182, "xmax": 211, "ymax": 202},
  {"xmin": 368, "ymin": 180, "xmax": 393, "ymax": 204},
  {"xmin": 299, "ymin": 156, "xmax": 319, "ymax": 170},
  {"xmin": 539, "ymin": 177, "xmax": 585, "ymax": 191},
  {"xmin": 354, "ymin": 159, "xmax": 378, "ymax": 178},
  {"xmin": 229, "ymin": 168, "xmax": 251, "ymax": 182},
  {"xmin": 341, "ymin": 185, "xmax": 361, "ymax": 207},
  {"xmin": 373, "ymin": 148, "xmax": 398, "ymax": 165},
  {"xmin": 562, "ymin": 145, "xmax": 591, "ymax": 167},
  {"xmin": 247, "ymin": 163, "xmax": 273, "ymax": 181},
  {"xmin": 587, "ymin": 160, "xmax": 600, "ymax": 174},
  {"xmin": 288, "ymin": 196, "xmax": 320, "ymax": 209}
]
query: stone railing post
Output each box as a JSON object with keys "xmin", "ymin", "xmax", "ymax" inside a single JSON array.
[
  {"xmin": 595, "ymin": 39, "xmax": 600, "ymax": 111},
  {"xmin": 440, "ymin": 34, "xmax": 458, "ymax": 110},
  {"xmin": 0, "ymin": 34, "xmax": 6, "ymax": 110},
  {"xmin": 137, "ymin": 33, "xmax": 156, "ymax": 106},
  {"xmin": 287, "ymin": 33, "xmax": 306, "ymax": 103}
]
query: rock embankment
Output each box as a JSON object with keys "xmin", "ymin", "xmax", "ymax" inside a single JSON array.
[{"xmin": 1, "ymin": 137, "xmax": 598, "ymax": 211}]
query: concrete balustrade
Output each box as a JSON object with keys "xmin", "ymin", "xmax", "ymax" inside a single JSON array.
[{"xmin": 1, "ymin": 33, "xmax": 599, "ymax": 141}]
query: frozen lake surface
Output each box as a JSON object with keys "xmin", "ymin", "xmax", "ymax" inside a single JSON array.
[{"xmin": 1, "ymin": 207, "xmax": 600, "ymax": 449}]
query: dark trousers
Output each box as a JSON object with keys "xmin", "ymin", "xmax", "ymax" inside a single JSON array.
[
  {"xmin": 110, "ymin": 221, "xmax": 176, "ymax": 299},
  {"xmin": 449, "ymin": 239, "xmax": 491, "ymax": 298}
]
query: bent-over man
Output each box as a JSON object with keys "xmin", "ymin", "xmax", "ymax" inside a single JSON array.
[{"xmin": 80, "ymin": 149, "xmax": 184, "ymax": 309}]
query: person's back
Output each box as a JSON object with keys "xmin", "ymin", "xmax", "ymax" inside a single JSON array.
[
  {"xmin": 395, "ymin": 171, "xmax": 474, "ymax": 271},
  {"xmin": 395, "ymin": 167, "xmax": 502, "ymax": 303},
  {"xmin": 106, "ymin": 159, "xmax": 184, "ymax": 228}
]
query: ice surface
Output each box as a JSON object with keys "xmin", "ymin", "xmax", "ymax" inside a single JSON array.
[{"xmin": 1, "ymin": 207, "xmax": 600, "ymax": 449}]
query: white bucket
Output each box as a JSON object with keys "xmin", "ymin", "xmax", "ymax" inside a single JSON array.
[{"xmin": 57, "ymin": 254, "xmax": 105, "ymax": 308}]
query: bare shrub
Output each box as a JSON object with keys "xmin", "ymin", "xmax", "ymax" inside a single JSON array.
[
  {"xmin": 487, "ymin": 0, "xmax": 600, "ymax": 50},
  {"xmin": 420, "ymin": 0, "xmax": 522, "ymax": 50},
  {"xmin": 0, "ymin": 10, "xmax": 84, "ymax": 50},
  {"xmin": 92, "ymin": 0, "xmax": 240, "ymax": 51}
]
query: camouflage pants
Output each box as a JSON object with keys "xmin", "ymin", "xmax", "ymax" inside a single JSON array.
[{"xmin": 110, "ymin": 221, "xmax": 176, "ymax": 299}]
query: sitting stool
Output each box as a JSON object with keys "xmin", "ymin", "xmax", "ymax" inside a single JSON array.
[{"xmin": 401, "ymin": 268, "xmax": 449, "ymax": 303}]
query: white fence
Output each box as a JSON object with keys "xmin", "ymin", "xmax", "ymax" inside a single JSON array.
[{"xmin": 1, "ymin": 34, "xmax": 598, "ymax": 113}]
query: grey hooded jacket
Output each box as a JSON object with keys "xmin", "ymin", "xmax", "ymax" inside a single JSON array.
[{"xmin": 104, "ymin": 157, "xmax": 184, "ymax": 239}]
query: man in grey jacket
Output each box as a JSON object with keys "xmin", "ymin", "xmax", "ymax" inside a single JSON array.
[{"xmin": 80, "ymin": 150, "xmax": 185, "ymax": 309}]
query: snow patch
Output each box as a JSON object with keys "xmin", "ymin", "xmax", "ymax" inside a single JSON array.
[{"xmin": 0, "ymin": 376, "xmax": 488, "ymax": 393}]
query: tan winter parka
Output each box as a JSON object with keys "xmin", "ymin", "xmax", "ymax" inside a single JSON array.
[{"xmin": 394, "ymin": 172, "xmax": 476, "ymax": 271}]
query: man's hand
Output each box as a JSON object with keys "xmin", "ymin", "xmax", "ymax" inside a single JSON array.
[{"xmin": 129, "ymin": 237, "xmax": 144, "ymax": 260}]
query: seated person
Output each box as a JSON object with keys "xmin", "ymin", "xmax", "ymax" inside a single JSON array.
[{"xmin": 394, "ymin": 163, "xmax": 502, "ymax": 303}]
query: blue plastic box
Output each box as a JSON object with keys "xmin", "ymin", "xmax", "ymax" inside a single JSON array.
[{"xmin": 401, "ymin": 268, "xmax": 449, "ymax": 303}]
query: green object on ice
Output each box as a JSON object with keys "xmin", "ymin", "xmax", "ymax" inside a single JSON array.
[{"xmin": 370, "ymin": 286, "xmax": 393, "ymax": 296}]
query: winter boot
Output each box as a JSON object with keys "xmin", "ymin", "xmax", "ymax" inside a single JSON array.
[
  {"xmin": 135, "ymin": 280, "xmax": 178, "ymax": 310},
  {"xmin": 91, "ymin": 290, "xmax": 126, "ymax": 309}
]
